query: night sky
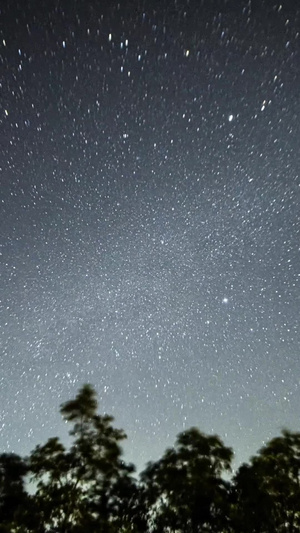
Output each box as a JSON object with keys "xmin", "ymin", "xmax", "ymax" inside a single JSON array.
[{"xmin": 1, "ymin": 0, "xmax": 300, "ymax": 472}]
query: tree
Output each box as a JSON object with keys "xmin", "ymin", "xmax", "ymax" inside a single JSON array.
[
  {"xmin": 140, "ymin": 427, "xmax": 233, "ymax": 532},
  {"xmin": 28, "ymin": 384, "xmax": 134, "ymax": 532},
  {"xmin": 60, "ymin": 384, "xmax": 135, "ymax": 531},
  {"xmin": 29, "ymin": 437, "xmax": 80, "ymax": 532},
  {"xmin": 233, "ymin": 429, "xmax": 300, "ymax": 533},
  {"xmin": 6, "ymin": 381, "xmax": 300, "ymax": 533},
  {"xmin": 107, "ymin": 472, "xmax": 148, "ymax": 533},
  {"xmin": 0, "ymin": 453, "xmax": 28, "ymax": 531},
  {"xmin": 231, "ymin": 461, "xmax": 275, "ymax": 533}
]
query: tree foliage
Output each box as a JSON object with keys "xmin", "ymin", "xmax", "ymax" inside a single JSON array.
[
  {"xmin": 141, "ymin": 427, "xmax": 233, "ymax": 532},
  {"xmin": 1, "ymin": 385, "xmax": 300, "ymax": 532},
  {"xmin": 27, "ymin": 384, "xmax": 135, "ymax": 532},
  {"xmin": 233, "ymin": 429, "xmax": 300, "ymax": 533},
  {"xmin": 0, "ymin": 453, "xmax": 28, "ymax": 531}
]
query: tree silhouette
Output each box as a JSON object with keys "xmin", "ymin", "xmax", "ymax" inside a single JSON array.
[
  {"xmin": 2, "ymin": 384, "xmax": 300, "ymax": 532},
  {"xmin": 141, "ymin": 427, "xmax": 233, "ymax": 532},
  {"xmin": 0, "ymin": 453, "xmax": 28, "ymax": 532},
  {"xmin": 29, "ymin": 437, "xmax": 79, "ymax": 532},
  {"xmin": 107, "ymin": 472, "xmax": 148, "ymax": 533},
  {"xmin": 233, "ymin": 429, "xmax": 300, "ymax": 533},
  {"xmin": 28, "ymin": 384, "xmax": 134, "ymax": 532}
]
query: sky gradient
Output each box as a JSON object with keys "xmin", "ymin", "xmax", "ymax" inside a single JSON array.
[{"xmin": 1, "ymin": 0, "xmax": 300, "ymax": 471}]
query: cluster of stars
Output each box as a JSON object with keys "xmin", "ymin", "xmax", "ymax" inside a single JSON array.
[{"xmin": 1, "ymin": 0, "xmax": 300, "ymax": 471}]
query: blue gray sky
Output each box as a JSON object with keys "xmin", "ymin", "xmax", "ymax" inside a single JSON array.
[{"xmin": 1, "ymin": 0, "xmax": 300, "ymax": 471}]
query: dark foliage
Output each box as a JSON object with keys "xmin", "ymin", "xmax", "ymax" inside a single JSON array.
[{"xmin": 1, "ymin": 385, "xmax": 300, "ymax": 532}]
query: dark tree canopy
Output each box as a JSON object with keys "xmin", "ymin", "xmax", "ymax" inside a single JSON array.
[
  {"xmin": 1, "ymin": 385, "xmax": 300, "ymax": 533},
  {"xmin": 0, "ymin": 453, "xmax": 28, "ymax": 530},
  {"xmin": 141, "ymin": 427, "xmax": 233, "ymax": 533},
  {"xmin": 233, "ymin": 429, "xmax": 300, "ymax": 533}
]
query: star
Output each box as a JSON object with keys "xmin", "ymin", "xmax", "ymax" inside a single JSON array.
[{"xmin": 1, "ymin": 0, "xmax": 299, "ymax": 475}]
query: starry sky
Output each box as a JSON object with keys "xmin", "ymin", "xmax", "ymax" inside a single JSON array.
[{"xmin": 1, "ymin": 0, "xmax": 300, "ymax": 472}]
